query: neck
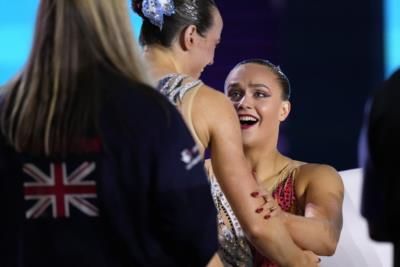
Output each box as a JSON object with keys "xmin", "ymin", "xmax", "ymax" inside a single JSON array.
[
  {"xmin": 244, "ymin": 138, "xmax": 290, "ymax": 184},
  {"xmin": 143, "ymin": 44, "xmax": 186, "ymax": 80}
]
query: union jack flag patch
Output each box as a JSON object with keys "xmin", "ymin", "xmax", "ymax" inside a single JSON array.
[{"xmin": 23, "ymin": 161, "xmax": 99, "ymax": 219}]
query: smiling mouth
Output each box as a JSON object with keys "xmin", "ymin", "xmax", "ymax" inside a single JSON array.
[{"xmin": 239, "ymin": 115, "xmax": 259, "ymax": 129}]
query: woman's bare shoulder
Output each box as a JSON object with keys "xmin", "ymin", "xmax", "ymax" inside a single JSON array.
[
  {"xmin": 295, "ymin": 162, "xmax": 343, "ymax": 190},
  {"xmin": 295, "ymin": 162, "xmax": 340, "ymax": 179},
  {"xmin": 293, "ymin": 161, "xmax": 344, "ymax": 211},
  {"xmin": 193, "ymin": 84, "xmax": 238, "ymax": 123},
  {"xmin": 297, "ymin": 163, "xmax": 339, "ymax": 176},
  {"xmin": 195, "ymin": 84, "xmax": 230, "ymax": 105}
]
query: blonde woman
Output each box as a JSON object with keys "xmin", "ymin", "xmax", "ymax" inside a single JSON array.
[{"xmin": 0, "ymin": 0, "xmax": 220, "ymax": 266}]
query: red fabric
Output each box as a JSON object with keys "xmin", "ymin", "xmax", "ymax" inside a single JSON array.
[{"xmin": 253, "ymin": 173, "xmax": 297, "ymax": 267}]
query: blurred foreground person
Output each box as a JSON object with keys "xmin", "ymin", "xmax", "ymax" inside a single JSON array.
[
  {"xmin": 360, "ymin": 69, "xmax": 400, "ymax": 267},
  {"xmin": 0, "ymin": 0, "xmax": 219, "ymax": 266}
]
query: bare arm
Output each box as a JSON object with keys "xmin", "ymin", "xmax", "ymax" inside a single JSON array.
[
  {"xmin": 283, "ymin": 165, "xmax": 344, "ymax": 255},
  {"xmin": 206, "ymin": 253, "xmax": 223, "ymax": 267},
  {"xmin": 193, "ymin": 87, "xmax": 317, "ymax": 266},
  {"xmin": 252, "ymin": 216, "xmax": 321, "ymax": 267}
]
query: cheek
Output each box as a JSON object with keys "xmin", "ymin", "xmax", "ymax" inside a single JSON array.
[
  {"xmin": 204, "ymin": 43, "xmax": 215, "ymax": 58},
  {"xmin": 258, "ymin": 103, "xmax": 282, "ymax": 122},
  {"xmin": 197, "ymin": 45, "xmax": 210, "ymax": 63},
  {"xmin": 209, "ymin": 44, "xmax": 216, "ymax": 56}
]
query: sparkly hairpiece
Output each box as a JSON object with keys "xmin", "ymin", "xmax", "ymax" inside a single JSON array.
[
  {"xmin": 142, "ymin": 0, "xmax": 175, "ymax": 30},
  {"xmin": 275, "ymin": 65, "xmax": 287, "ymax": 78}
]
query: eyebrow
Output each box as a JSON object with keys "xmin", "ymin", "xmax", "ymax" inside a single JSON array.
[
  {"xmin": 226, "ymin": 82, "xmax": 271, "ymax": 91},
  {"xmin": 226, "ymin": 83, "xmax": 241, "ymax": 90},
  {"xmin": 248, "ymin": 83, "xmax": 270, "ymax": 90}
]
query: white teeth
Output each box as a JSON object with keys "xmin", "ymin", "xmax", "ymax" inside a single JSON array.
[{"xmin": 239, "ymin": 116, "xmax": 257, "ymax": 122}]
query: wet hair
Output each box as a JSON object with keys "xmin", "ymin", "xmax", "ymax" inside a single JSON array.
[
  {"xmin": 233, "ymin": 58, "xmax": 291, "ymax": 100},
  {"xmin": 132, "ymin": 0, "xmax": 217, "ymax": 47}
]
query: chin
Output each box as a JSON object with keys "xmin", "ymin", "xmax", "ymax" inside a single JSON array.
[
  {"xmin": 242, "ymin": 139, "xmax": 254, "ymax": 148},
  {"xmin": 242, "ymin": 135, "xmax": 263, "ymax": 149}
]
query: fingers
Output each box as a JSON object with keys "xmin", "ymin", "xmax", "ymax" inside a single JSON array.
[
  {"xmin": 251, "ymin": 191, "xmax": 281, "ymax": 218},
  {"xmin": 251, "ymin": 190, "xmax": 274, "ymax": 203},
  {"xmin": 250, "ymin": 191, "xmax": 260, "ymax": 197},
  {"xmin": 263, "ymin": 202, "xmax": 282, "ymax": 219}
]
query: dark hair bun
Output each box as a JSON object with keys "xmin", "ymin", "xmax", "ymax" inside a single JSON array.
[{"xmin": 132, "ymin": 0, "xmax": 145, "ymax": 19}]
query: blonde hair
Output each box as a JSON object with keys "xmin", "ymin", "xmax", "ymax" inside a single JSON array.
[{"xmin": 1, "ymin": 0, "xmax": 151, "ymax": 156}]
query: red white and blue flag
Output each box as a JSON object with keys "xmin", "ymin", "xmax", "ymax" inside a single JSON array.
[{"xmin": 23, "ymin": 162, "xmax": 99, "ymax": 219}]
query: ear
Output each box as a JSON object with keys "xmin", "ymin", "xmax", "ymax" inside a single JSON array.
[
  {"xmin": 180, "ymin": 25, "xmax": 197, "ymax": 51},
  {"xmin": 279, "ymin": 101, "xmax": 291, "ymax": 122}
]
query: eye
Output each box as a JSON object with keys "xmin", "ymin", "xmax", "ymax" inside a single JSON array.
[
  {"xmin": 228, "ymin": 89, "xmax": 244, "ymax": 102},
  {"xmin": 254, "ymin": 90, "xmax": 269, "ymax": 98}
]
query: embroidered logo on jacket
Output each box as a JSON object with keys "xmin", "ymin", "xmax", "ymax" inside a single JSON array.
[
  {"xmin": 181, "ymin": 145, "xmax": 202, "ymax": 170},
  {"xmin": 23, "ymin": 162, "xmax": 98, "ymax": 219}
]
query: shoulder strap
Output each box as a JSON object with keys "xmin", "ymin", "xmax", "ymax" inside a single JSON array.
[{"xmin": 157, "ymin": 74, "xmax": 202, "ymax": 106}]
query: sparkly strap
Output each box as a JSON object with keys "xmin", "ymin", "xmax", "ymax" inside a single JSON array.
[
  {"xmin": 211, "ymin": 179, "xmax": 244, "ymax": 238},
  {"xmin": 157, "ymin": 74, "xmax": 202, "ymax": 106}
]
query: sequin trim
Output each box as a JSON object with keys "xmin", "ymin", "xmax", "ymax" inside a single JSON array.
[{"xmin": 157, "ymin": 74, "xmax": 203, "ymax": 106}]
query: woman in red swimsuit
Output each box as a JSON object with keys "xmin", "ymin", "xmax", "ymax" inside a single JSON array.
[{"xmin": 222, "ymin": 59, "xmax": 344, "ymax": 266}]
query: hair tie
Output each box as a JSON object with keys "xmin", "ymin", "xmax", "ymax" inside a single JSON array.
[{"xmin": 142, "ymin": 0, "xmax": 175, "ymax": 30}]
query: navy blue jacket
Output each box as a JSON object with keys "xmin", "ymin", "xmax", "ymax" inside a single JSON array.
[{"xmin": 0, "ymin": 74, "xmax": 217, "ymax": 267}]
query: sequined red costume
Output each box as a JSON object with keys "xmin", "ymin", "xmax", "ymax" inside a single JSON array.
[
  {"xmin": 253, "ymin": 171, "xmax": 300, "ymax": 267},
  {"xmin": 210, "ymin": 163, "xmax": 302, "ymax": 267}
]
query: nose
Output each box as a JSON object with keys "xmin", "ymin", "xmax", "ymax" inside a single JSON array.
[{"xmin": 235, "ymin": 94, "xmax": 252, "ymax": 110}]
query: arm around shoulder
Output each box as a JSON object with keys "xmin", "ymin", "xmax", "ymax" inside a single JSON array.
[{"xmin": 194, "ymin": 87, "xmax": 264, "ymax": 233}]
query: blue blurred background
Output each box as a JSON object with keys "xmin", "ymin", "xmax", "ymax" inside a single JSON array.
[
  {"xmin": 0, "ymin": 0, "xmax": 399, "ymax": 170},
  {"xmin": 0, "ymin": 0, "xmax": 143, "ymax": 84}
]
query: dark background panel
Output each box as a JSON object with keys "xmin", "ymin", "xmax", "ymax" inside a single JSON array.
[{"xmin": 203, "ymin": 0, "xmax": 383, "ymax": 170}]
